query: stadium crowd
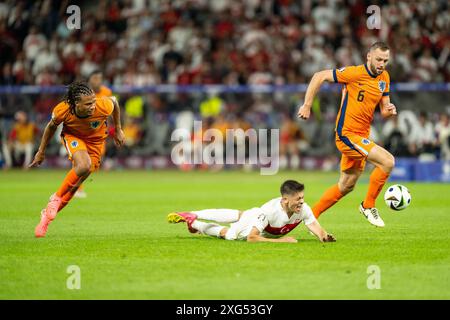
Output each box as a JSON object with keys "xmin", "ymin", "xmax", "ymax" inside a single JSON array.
[
  {"xmin": 1, "ymin": 0, "xmax": 449, "ymax": 86},
  {"xmin": 0, "ymin": 0, "xmax": 450, "ymax": 169}
]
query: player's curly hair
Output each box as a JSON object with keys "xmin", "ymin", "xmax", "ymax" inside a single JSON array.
[{"xmin": 64, "ymin": 81, "xmax": 94, "ymax": 113}]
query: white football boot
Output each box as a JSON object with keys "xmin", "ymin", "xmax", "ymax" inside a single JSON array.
[{"xmin": 359, "ymin": 202, "xmax": 385, "ymax": 227}]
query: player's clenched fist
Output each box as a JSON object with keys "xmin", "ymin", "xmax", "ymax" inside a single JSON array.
[
  {"xmin": 297, "ymin": 104, "xmax": 311, "ymax": 120},
  {"xmin": 386, "ymin": 103, "xmax": 397, "ymax": 115}
]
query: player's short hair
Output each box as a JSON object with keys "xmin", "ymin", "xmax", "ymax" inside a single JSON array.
[
  {"xmin": 64, "ymin": 81, "xmax": 94, "ymax": 111},
  {"xmin": 280, "ymin": 180, "xmax": 305, "ymax": 196},
  {"xmin": 87, "ymin": 69, "xmax": 102, "ymax": 81},
  {"xmin": 369, "ymin": 41, "xmax": 390, "ymax": 52}
]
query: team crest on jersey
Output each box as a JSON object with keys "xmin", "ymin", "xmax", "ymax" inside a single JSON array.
[
  {"xmin": 362, "ymin": 138, "xmax": 371, "ymax": 145},
  {"xmin": 378, "ymin": 81, "xmax": 386, "ymax": 93},
  {"xmin": 338, "ymin": 67, "xmax": 346, "ymax": 72},
  {"xmin": 90, "ymin": 121, "xmax": 100, "ymax": 129},
  {"xmin": 71, "ymin": 140, "xmax": 78, "ymax": 148}
]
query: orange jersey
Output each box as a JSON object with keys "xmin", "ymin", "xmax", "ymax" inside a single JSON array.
[
  {"xmin": 51, "ymin": 97, "xmax": 114, "ymax": 143},
  {"xmin": 333, "ymin": 64, "xmax": 390, "ymax": 138},
  {"xmin": 96, "ymin": 85, "xmax": 112, "ymax": 98}
]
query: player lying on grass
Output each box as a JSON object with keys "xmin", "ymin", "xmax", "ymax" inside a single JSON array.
[
  {"xmin": 168, "ymin": 180, "xmax": 336, "ymax": 243},
  {"xmin": 29, "ymin": 81, "xmax": 125, "ymax": 238}
]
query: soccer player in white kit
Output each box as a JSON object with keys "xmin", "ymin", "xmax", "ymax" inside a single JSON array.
[{"xmin": 168, "ymin": 180, "xmax": 336, "ymax": 243}]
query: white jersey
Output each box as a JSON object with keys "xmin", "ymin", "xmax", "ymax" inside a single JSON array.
[
  {"xmin": 224, "ymin": 197, "xmax": 316, "ymax": 240},
  {"xmin": 259, "ymin": 197, "xmax": 316, "ymax": 238}
]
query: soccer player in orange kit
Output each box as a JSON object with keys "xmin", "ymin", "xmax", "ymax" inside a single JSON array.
[
  {"xmin": 298, "ymin": 42, "xmax": 397, "ymax": 227},
  {"xmin": 72, "ymin": 70, "xmax": 113, "ymax": 199},
  {"xmin": 29, "ymin": 81, "xmax": 125, "ymax": 237}
]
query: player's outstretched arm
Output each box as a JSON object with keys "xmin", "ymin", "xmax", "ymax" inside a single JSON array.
[
  {"xmin": 379, "ymin": 96, "xmax": 397, "ymax": 119},
  {"xmin": 247, "ymin": 227, "xmax": 298, "ymax": 243},
  {"xmin": 298, "ymin": 70, "xmax": 335, "ymax": 120},
  {"xmin": 110, "ymin": 96, "xmax": 125, "ymax": 147},
  {"xmin": 29, "ymin": 120, "xmax": 58, "ymax": 168},
  {"xmin": 306, "ymin": 221, "xmax": 336, "ymax": 243}
]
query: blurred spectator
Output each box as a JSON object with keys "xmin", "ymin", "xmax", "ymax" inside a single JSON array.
[
  {"xmin": 408, "ymin": 111, "xmax": 435, "ymax": 156},
  {"xmin": 382, "ymin": 116, "xmax": 409, "ymax": 156},
  {"xmin": 11, "ymin": 51, "xmax": 29, "ymax": 84},
  {"xmin": 22, "ymin": 25, "xmax": 47, "ymax": 63},
  {"xmin": 199, "ymin": 92, "xmax": 224, "ymax": 118},
  {"xmin": 8, "ymin": 111, "xmax": 38, "ymax": 169},
  {"xmin": 87, "ymin": 70, "xmax": 112, "ymax": 97},
  {"xmin": 0, "ymin": 63, "xmax": 16, "ymax": 85},
  {"xmin": 0, "ymin": 109, "xmax": 13, "ymax": 169},
  {"xmin": 122, "ymin": 116, "xmax": 142, "ymax": 149},
  {"xmin": 32, "ymin": 43, "xmax": 61, "ymax": 76},
  {"xmin": 436, "ymin": 113, "xmax": 450, "ymax": 160},
  {"xmin": 279, "ymin": 114, "xmax": 309, "ymax": 169}
]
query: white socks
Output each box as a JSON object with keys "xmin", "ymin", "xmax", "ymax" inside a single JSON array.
[
  {"xmin": 191, "ymin": 220, "xmax": 224, "ymax": 237},
  {"xmin": 192, "ymin": 209, "xmax": 239, "ymax": 223}
]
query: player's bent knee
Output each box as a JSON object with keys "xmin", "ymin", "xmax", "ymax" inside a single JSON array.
[
  {"xmin": 74, "ymin": 162, "xmax": 91, "ymax": 177},
  {"xmin": 340, "ymin": 183, "xmax": 355, "ymax": 195},
  {"xmin": 383, "ymin": 154, "xmax": 395, "ymax": 173},
  {"xmin": 338, "ymin": 175, "xmax": 359, "ymax": 195}
]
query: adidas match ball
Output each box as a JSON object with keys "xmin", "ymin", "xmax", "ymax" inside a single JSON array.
[{"xmin": 384, "ymin": 184, "xmax": 411, "ymax": 211}]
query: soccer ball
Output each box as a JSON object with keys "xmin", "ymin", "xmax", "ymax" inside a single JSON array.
[{"xmin": 384, "ymin": 184, "xmax": 411, "ymax": 211}]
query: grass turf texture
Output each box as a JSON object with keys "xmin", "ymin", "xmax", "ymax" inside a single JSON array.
[{"xmin": 0, "ymin": 169, "xmax": 449, "ymax": 299}]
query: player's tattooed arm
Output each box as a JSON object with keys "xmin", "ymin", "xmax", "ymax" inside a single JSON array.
[
  {"xmin": 110, "ymin": 96, "xmax": 125, "ymax": 147},
  {"xmin": 379, "ymin": 96, "xmax": 397, "ymax": 118},
  {"xmin": 306, "ymin": 221, "xmax": 336, "ymax": 243},
  {"xmin": 298, "ymin": 70, "xmax": 334, "ymax": 120},
  {"xmin": 247, "ymin": 227, "xmax": 298, "ymax": 243},
  {"xmin": 29, "ymin": 120, "xmax": 58, "ymax": 168}
]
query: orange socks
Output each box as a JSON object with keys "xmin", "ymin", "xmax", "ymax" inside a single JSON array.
[
  {"xmin": 363, "ymin": 167, "xmax": 390, "ymax": 209},
  {"xmin": 312, "ymin": 184, "xmax": 344, "ymax": 218},
  {"xmin": 55, "ymin": 169, "xmax": 81, "ymax": 198},
  {"xmin": 312, "ymin": 167, "xmax": 390, "ymax": 218},
  {"xmin": 54, "ymin": 169, "xmax": 88, "ymax": 212},
  {"xmin": 58, "ymin": 191, "xmax": 77, "ymax": 212}
]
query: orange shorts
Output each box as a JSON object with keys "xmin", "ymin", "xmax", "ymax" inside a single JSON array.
[
  {"xmin": 335, "ymin": 134, "xmax": 376, "ymax": 171},
  {"xmin": 61, "ymin": 134, "xmax": 105, "ymax": 171}
]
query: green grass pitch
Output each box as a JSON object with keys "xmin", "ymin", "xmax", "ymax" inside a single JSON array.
[{"xmin": 0, "ymin": 169, "xmax": 449, "ymax": 299}]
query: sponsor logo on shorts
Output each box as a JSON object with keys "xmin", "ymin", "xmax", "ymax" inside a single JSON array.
[
  {"xmin": 71, "ymin": 140, "xmax": 79, "ymax": 148},
  {"xmin": 362, "ymin": 139, "xmax": 371, "ymax": 145}
]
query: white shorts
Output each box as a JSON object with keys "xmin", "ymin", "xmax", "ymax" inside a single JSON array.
[{"xmin": 224, "ymin": 208, "xmax": 266, "ymax": 240}]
